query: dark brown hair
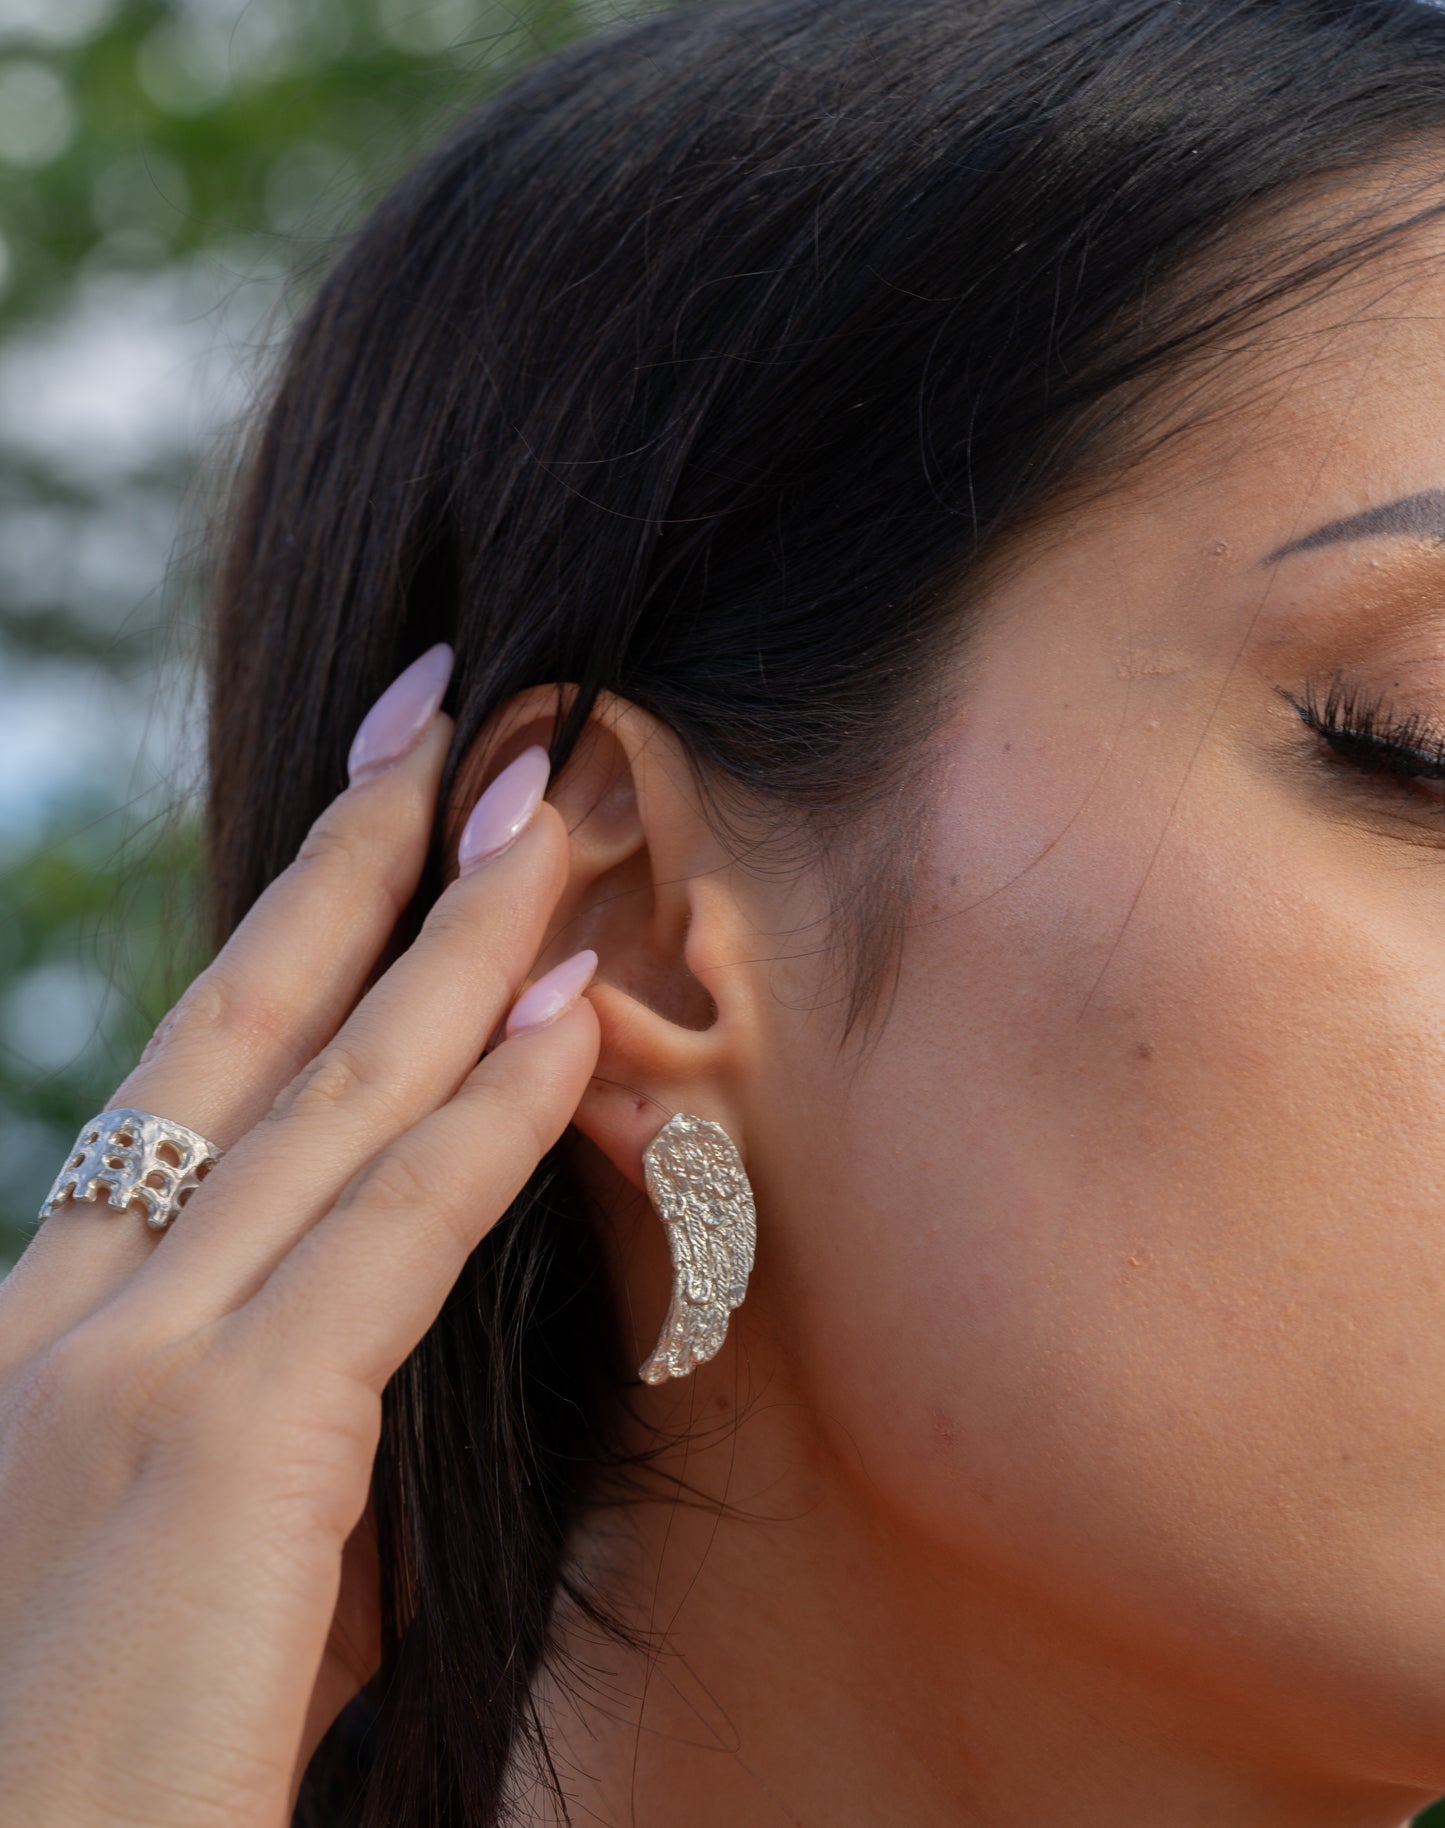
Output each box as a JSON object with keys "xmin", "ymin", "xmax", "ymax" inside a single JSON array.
[{"xmin": 187, "ymin": 0, "xmax": 1445, "ymax": 1819}]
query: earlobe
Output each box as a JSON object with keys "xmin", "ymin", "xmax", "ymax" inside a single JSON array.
[
  {"xmin": 450, "ymin": 682, "xmax": 759, "ymax": 1200},
  {"xmin": 568, "ymin": 977, "xmax": 724, "ymax": 1192}
]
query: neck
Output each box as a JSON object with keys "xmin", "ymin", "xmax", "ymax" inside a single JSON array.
[{"xmin": 520, "ymin": 1368, "xmax": 1430, "ymax": 1828}]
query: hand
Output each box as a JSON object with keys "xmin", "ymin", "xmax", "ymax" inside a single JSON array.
[{"xmin": 0, "ymin": 690, "xmax": 600, "ymax": 1828}]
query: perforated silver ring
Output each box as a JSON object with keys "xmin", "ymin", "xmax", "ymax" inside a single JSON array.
[{"xmin": 38, "ymin": 1106, "xmax": 224, "ymax": 1233}]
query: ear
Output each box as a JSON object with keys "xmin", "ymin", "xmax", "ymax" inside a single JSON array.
[{"xmin": 444, "ymin": 683, "xmax": 764, "ymax": 1199}]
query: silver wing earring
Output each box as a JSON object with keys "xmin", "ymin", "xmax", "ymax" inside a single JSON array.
[{"xmin": 637, "ymin": 1112, "xmax": 757, "ymax": 1384}]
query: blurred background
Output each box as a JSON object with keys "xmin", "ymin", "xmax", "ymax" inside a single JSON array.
[{"xmin": 0, "ymin": 0, "xmax": 643, "ymax": 1277}]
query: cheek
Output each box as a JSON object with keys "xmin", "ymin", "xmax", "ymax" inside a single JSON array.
[{"xmin": 756, "ymin": 725, "xmax": 1445, "ymax": 1751}]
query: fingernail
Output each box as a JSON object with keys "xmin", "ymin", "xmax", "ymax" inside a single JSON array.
[
  {"xmin": 458, "ymin": 745, "xmax": 552, "ymax": 873},
  {"xmin": 347, "ymin": 644, "xmax": 455, "ymax": 784},
  {"xmin": 505, "ymin": 948, "xmax": 598, "ymax": 1037}
]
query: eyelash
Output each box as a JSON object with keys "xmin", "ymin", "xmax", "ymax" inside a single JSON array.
[{"xmin": 1280, "ymin": 672, "xmax": 1445, "ymax": 809}]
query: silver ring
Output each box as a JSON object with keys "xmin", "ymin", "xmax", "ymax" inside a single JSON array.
[{"xmin": 38, "ymin": 1106, "xmax": 224, "ymax": 1233}]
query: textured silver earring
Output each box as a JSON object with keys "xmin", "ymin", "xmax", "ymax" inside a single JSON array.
[{"xmin": 637, "ymin": 1111, "xmax": 757, "ymax": 1384}]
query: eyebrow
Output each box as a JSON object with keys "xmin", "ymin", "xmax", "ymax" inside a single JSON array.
[{"xmin": 1260, "ymin": 490, "xmax": 1445, "ymax": 565}]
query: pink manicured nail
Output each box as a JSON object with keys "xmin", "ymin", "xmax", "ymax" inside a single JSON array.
[
  {"xmin": 347, "ymin": 643, "xmax": 454, "ymax": 783},
  {"xmin": 505, "ymin": 949, "xmax": 598, "ymax": 1037},
  {"xmin": 457, "ymin": 745, "xmax": 552, "ymax": 873}
]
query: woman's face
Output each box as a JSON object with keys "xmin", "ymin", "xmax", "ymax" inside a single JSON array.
[{"xmin": 723, "ymin": 213, "xmax": 1445, "ymax": 1785}]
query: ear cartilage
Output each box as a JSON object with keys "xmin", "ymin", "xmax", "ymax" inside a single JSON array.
[{"xmin": 637, "ymin": 1112, "xmax": 757, "ymax": 1384}]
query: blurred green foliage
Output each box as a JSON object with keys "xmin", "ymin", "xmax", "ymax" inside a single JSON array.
[
  {"xmin": 0, "ymin": 793, "xmax": 205, "ymax": 1267},
  {"xmin": 0, "ymin": 0, "xmax": 600, "ymax": 336},
  {"xmin": 0, "ymin": 0, "xmax": 622, "ymax": 1271}
]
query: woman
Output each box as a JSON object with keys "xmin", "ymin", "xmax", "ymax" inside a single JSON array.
[{"xmin": 8, "ymin": 0, "xmax": 1445, "ymax": 1820}]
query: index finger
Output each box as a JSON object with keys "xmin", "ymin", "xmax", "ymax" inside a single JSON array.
[{"xmin": 114, "ymin": 689, "xmax": 458, "ymax": 1143}]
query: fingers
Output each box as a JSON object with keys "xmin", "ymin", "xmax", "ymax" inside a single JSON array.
[
  {"xmin": 225, "ymin": 983, "xmax": 600, "ymax": 1396},
  {"xmin": 139, "ymin": 711, "xmax": 458, "ymax": 1145},
  {"xmin": 110, "ymin": 787, "xmax": 580, "ymax": 1341},
  {"xmin": 0, "ymin": 710, "xmax": 458, "ymax": 1362}
]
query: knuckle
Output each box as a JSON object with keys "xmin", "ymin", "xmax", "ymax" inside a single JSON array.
[
  {"xmin": 348, "ymin": 1146, "xmax": 482, "ymax": 1260},
  {"xmin": 267, "ymin": 1043, "xmax": 370, "ymax": 1125},
  {"xmin": 352, "ymin": 1148, "xmax": 434, "ymax": 1221},
  {"xmin": 416, "ymin": 891, "xmax": 472, "ymax": 946},
  {"xmin": 9, "ymin": 1329, "xmax": 101, "ymax": 1434},
  {"xmin": 295, "ymin": 806, "xmax": 369, "ymax": 875},
  {"xmin": 170, "ymin": 968, "xmax": 238, "ymax": 1040},
  {"xmin": 472, "ymin": 1072, "xmax": 554, "ymax": 1167},
  {"xmin": 133, "ymin": 996, "xmax": 186, "ymax": 1069},
  {"xmin": 2, "ymin": 1319, "xmax": 218, "ymax": 1485},
  {"xmin": 296, "ymin": 803, "xmax": 413, "ymax": 928},
  {"xmin": 132, "ymin": 972, "xmax": 226, "ymax": 1063},
  {"xmin": 125, "ymin": 970, "xmax": 297, "ymax": 1086},
  {"xmin": 116, "ymin": 1325, "xmax": 238, "ymax": 1469},
  {"xmin": 0, "ymin": 1339, "xmax": 98, "ymax": 1491},
  {"xmin": 417, "ymin": 898, "xmax": 516, "ymax": 1002},
  {"xmin": 123, "ymin": 1345, "xmax": 206, "ymax": 1437}
]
